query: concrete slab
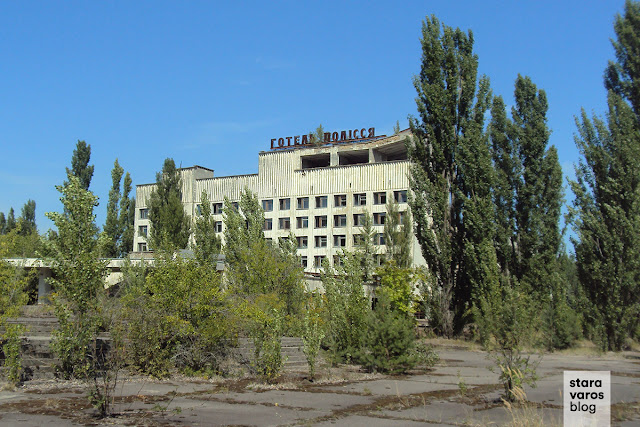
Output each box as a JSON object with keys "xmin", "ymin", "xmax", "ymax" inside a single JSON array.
[
  {"xmin": 148, "ymin": 398, "xmax": 326, "ymax": 426},
  {"xmin": 324, "ymin": 378, "xmax": 459, "ymax": 396},
  {"xmin": 313, "ymin": 414, "xmax": 445, "ymax": 426},
  {"xmin": 470, "ymin": 405, "xmax": 563, "ymax": 426},
  {"xmin": 382, "ymin": 399, "xmax": 474, "ymax": 424},
  {"xmin": 0, "ymin": 413, "xmax": 77, "ymax": 427},
  {"xmin": 191, "ymin": 389, "xmax": 374, "ymax": 411}
]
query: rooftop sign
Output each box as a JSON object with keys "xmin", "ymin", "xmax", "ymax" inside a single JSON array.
[{"xmin": 270, "ymin": 127, "xmax": 376, "ymax": 150}]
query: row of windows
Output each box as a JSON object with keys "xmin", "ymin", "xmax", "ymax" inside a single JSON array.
[
  {"xmin": 293, "ymin": 233, "xmax": 385, "ymax": 249},
  {"xmin": 264, "ymin": 212, "xmax": 404, "ymax": 231},
  {"xmin": 261, "ymin": 190, "xmax": 407, "ymax": 212},
  {"xmin": 138, "ymin": 191, "xmax": 408, "ymax": 220},
  {"xmin": 134, "ymin": 241, "xmax": 387, "ymax": 267},
  {"xmin": 301, "ymin": 253, "xmax": 387, "ymax": 269},
  {"xmin": 141, "ymin": 213, "xmax": 400, "ymax": 237}
]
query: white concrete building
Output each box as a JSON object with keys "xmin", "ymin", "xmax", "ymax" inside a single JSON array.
[{"xmin": 133, "ymin": 129, "xmax": 425, "ymax": 272}]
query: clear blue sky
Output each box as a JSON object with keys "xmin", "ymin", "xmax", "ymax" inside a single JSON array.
[{"xmin": 0, "ymin": 0, "xmax": 626, "ymax": 241}]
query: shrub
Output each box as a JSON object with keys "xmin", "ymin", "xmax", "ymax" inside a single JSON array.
[
  {"xmin": 245, "ymin": 294, "xmax": 284, "ymax": 382},
  {"xmin": 475, "ymin": 280, "xmax": 540, "ymax": 401},
  {"xmin": 120, "ymin": 255, "xmax": 234, "ymax": 377},
  {"xmin": 358, "ymin": 297, "xmax": 419, "ymax": 374},
  {"xmin": 301, "ymin": 292, "xmax": 325, "ymax": 378}
]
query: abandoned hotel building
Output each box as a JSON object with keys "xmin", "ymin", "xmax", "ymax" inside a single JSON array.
[{"xmin": 133, "ymin": 128, "xmax": 426, "ymax": 274}]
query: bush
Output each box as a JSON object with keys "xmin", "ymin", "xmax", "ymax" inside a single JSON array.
[
  {"xmin": 301, "ymin": 292, "xmax": 325, "ymax": 378},
  {"xmin": 120, "ymin": 255, "xmax": 234, "ymax": 377},
  {"xmin": 358, "ymin": 298, "xmax": 419, "ymax": 374},
  {"xmin": 244, "ymin": 294, "xmax": 284, "ymax": 382},
  {"xmin": 475, "ymin": 280, "xmax": 540, "ymax": 401},
  {"xmin": 321, "ymin": 254, "xmax": 369, "ymax": 364}
]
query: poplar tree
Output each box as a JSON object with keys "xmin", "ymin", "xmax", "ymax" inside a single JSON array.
[
  {"xmin": 192, "ymin": 190, "xmax": 222, "ymax": 264},
  {"xmin": 383, "ymin": 200, "xmax": 412, "ymax": 268},
  {"xmin": 104, "ymin": 159, "xmax": 124, "ymax": 258},
  {"xmin": 17, "ymin": 200, "xmax": 36, "ymax": 236},
  {"xmin": 6, "ymin": 208, "xmax": 16, "ymax": 233},
  {"xmin": 223, "ymin": 189, "xmax": 303, "ymax": 316},
  {"xmin": 0, "ymin": 213, "xmax": 5, "ymax": 235},
  {"xmin": 65, "ymin": 140, "xmax": 94, "ymax": 190},
  {"xmin": 118, "ymin": 172, "xmax": 135, "ymax": 256},
  {"xmin": 510, "ymin": 76, "xmax": 563, "ymax": 289},
  {"xmin": 458, "ymin": 76, "xmax": 500, "ymax": 313},
  {"xmin": 489, "ymin": 95, "xmax": 519, "ymax": 278},
  {"xmin": 408, "ymin": 16, "xmax": 497, "ymax": 335},
  {"xmin": 147, "ymin": 158, "xmax": 190, "ymax": 251},
  {"xmin": 572, "ymin": 0, "xmax": 640, "ymax": 350}
]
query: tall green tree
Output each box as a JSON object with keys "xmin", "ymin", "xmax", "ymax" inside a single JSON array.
[
  {"xmin": 0, "ymin": 212, "xmax": 5, "ymax": 235},
  {"xmin": 321, "ymin": 251, "xmax": 370, "ymax": 364},
  {"xmin": 510, "ymin": 76, "xmax": 563, "ymax": 290},
  {"xmin": 18, "ymin": 200, "xmax": 36, "ymax": 236},
  {"xmin": 45, "ymin": 176, "xmax": 108, "ymax": 378},
  {"xmin": 119, "ymin": 172, "xmax": 135, "ymax": 256},
  {"xmin": 147, "ymin": 158, "xmax": 190, "ymax": 251},
  {"xmin": 489, "ymin": 95, "xmax": 519, "ymax": 278},
  {"xmin": 6, "ymin": 208, "xmax": 16, "ymax": 233},
  {"xmin": 408, "ymin": 16, "xmax": 496, "ymax": 335},
  {"xmin": 192, "ymin": 190, "xmax": 222, "ymax": 264},
  {"xmin": 572, "ymin": 1, "xmax": 640, "ymax": 350},
  {"xmin": 383, "ymin": 200, "xmax": 412, "ymax": 268},
  {"xmin": 65, "ymin": 140, "xmax": 94, "ymax": 190},
  {"xmin": 488, "ymin": 77, "xmax": 567, "ymax": 348},
  {"xmin": 223, "ymin": 189, "xmax": 304, "ymax": 317},
  {"xmin": 457, "ymin": 76, "xmax": 500, "ymax": 315},
  {"xmin": 104, "ymin": 159, "xmax": 124, "ymax": 258}
]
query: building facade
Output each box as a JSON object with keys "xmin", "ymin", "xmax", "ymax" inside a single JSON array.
[{"xmin": 133, "ymin": 129, "xmax": 425, "ymax": 272}]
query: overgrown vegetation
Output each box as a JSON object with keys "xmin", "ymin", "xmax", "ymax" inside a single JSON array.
[{"xmin": 0, "ymin": 255, "xmax": 30, "ymax": 385}]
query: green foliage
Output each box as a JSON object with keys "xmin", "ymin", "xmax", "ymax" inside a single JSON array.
[
  {"xmin": 571, "ymin": 1, "xmax": 640, "ymax": 351},
  {"xmin": 244, "ymin": 294, "xmax": 284, "ymax": 382},
  {"xmin": 475, "ymin": 280, "xmax": 540, "ymax": 401},
  {"xmin": 310, "ymin": 124, "xmax": 325, "ymax": 146},
  {"xmin": 487, "ymin": 76, "xmax": 568, "ymax": 349},
  {"xmin": 605, "ymin": 0, "xmax": 640, "ymax": 117},
  {"xmin": 192, "ymin": 190, "xmax": 222, "ymax": 265},
  {"xmin": 301, "ymin": 292, "xmax": 325, "ymax": 378},
  {"xmin": 120, "ymin": 255, "xmax": 233, "ymax": 377},
  {"xmin": 376, "ymin": 261, "xmax": 418, "ymax": 317},
  {"xmin": 223, "ymin": 189, "xmax": 304, "ymax": 318},
  {"xmin": 119, "ymin": 172, "xmax": 135, "ymax": 256},
  {"xmin": 358, "ymin": 297, "xmax": 419, "ymax": 374},
  {"xmin": 414, "ymin": 341, "xmax": 440, "ymax": 368},
  {"xmin": 383, "ymin": 201, "xmax": 412, "ymax": 268},
  {"xmin": 0, "ymin": 254, "xmax": 30, "ymax": 385},
  {"xmin": 409, "ymin": 16, "xmax": 499, "ymax": 336},
  {"xmin": 18, "ymin": 200, "xmax": 36, "ymax": 236},
  {"xmin": 2, "ymin": 324, "xmax": 23, "ymax": 385},
  {"xmin": 148, "ymin": 158, "xmax": 191, "ymax": 251},
  {"xmin": 321, "ymin": 252, "xmax": 370, "ymax": 364},
  {"xmin": 65, "ymin": 140, "xmax": 94, "ymax": 190},
  {"xmin": 511, "ymin": 76, "xmax": 563, "ymax": 291},
  {"xmin": 393, "ymin": 120, "xmax": 401, "ymax": 134},
  {"xmin": 104, "ymin": 159, "xmax": 124, "ymax": 258},
  {"xmin": 45, "ymin": 176, "xmax": 108, "ymax": 380},
  {"xmin": 6, "ymin": 208, "xmax": 16, "ymax": 234},
  {"xmin": 0, "ymin": 224, "xmax": 42, "ymax": 258}
]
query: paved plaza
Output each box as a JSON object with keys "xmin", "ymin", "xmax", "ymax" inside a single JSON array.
[{"xmin": 0, "ymin": 347, "xmax": 638, "ymax": 426}]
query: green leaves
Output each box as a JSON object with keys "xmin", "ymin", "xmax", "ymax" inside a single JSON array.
[
  {"xmin": 571, "ymin": 1, "xmax": 640, "ymax": 350},
  {"xmin": 148, "ymin": 158, "xmax": 191, "ymax": 251}
]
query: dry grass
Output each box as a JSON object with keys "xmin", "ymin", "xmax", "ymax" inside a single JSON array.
[
  {"xmin": 423, "ymin": 337, "xmax": 482, "ymax": 351},
  {"xmin": 501, "ymin": 387, "xmax": 561, "ymax": 427}
]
